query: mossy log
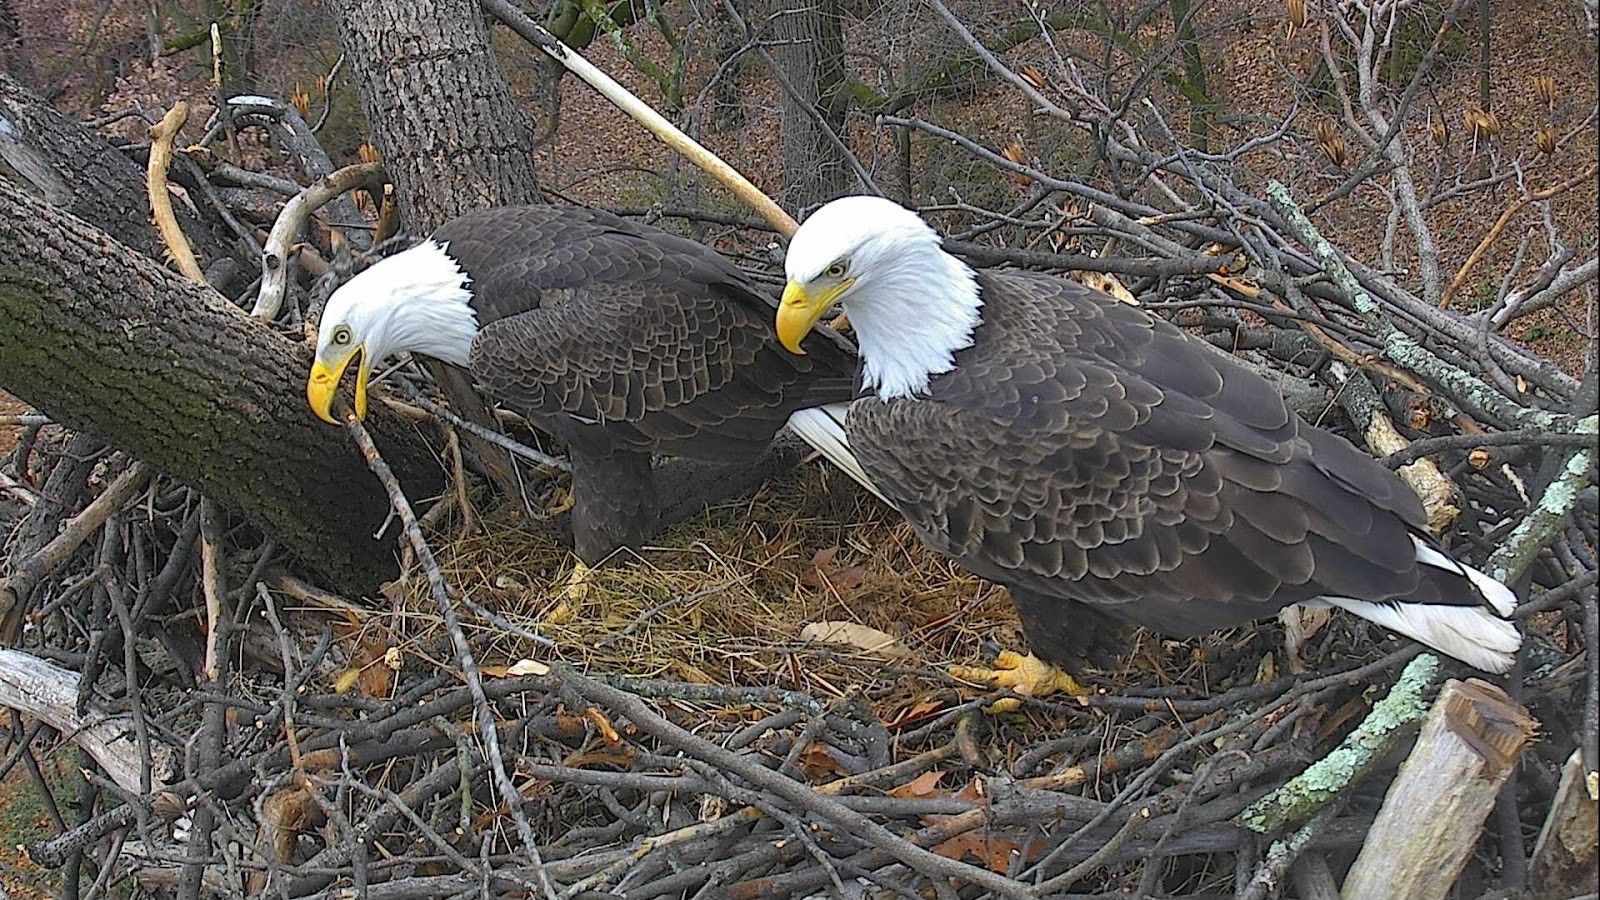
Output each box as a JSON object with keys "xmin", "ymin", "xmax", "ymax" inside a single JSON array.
[{"xmin": 0, "ymin": 177, "xmax": 442, "ymax": 593}]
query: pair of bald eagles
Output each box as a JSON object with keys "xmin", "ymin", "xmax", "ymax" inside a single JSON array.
[{"xmin": 308, "ymin": 198, "xmax": 1520, "ymax": 681}]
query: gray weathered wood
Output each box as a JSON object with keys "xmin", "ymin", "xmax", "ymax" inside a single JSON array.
[
  {"xmin": 0, "ymin": 648, "xmax": 171, "ymax": 793},
  {"xmin": 1339, "ymin": 678, "xmax": 1536, "ymax": 900},
  {"xmin": 1531, "ymin": 749, "xmax": 1599, "ymax": 899}
]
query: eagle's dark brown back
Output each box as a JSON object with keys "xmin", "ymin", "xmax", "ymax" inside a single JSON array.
[
  {"xmin": 431, "ymin": 206, "xmax": 856, "ymax": 459},
  {"xmin": 847, "ymin": 270, "xmax": 1471, "ymax": 636}
]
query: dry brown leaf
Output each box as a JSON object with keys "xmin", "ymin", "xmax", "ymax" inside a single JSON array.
[
  {"xmin": 799, "ymin": 741, "xmax": 848, "ymax": 780},
  {"xmin": 801, "ymin": 546, "xmax": 869, "ymax": 593},
  {"xmin": 930, "ymin": 830, "xmax": 1022, "ymax": 873},
  {"xmin": 357, "ymin": 655, "xmax": 393, "ymax": 698},
  {"xmin": 798, "ymin": 621, "xmax": 914, "ymax": 660},
  {"xmin": 886, "ymin": 695, "xmax": 949, "ymax": 730},
  {"xmin": 584, "ymin": 706, "xmax": 621, "ymax": 743},
  {"xmin": 887, "ymin": 769, "xmax": 946, "ymax": 799},
  {"xmin": 953, "ymin": 777, "xmax": 988, "ymax": 804},
  {"xmin": 332, "ymin": 630, "xmax": 394, "ymax": 697}
]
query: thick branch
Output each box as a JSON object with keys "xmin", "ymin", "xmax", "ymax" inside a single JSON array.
[
  {"xmin": 0, "ymin": 178, "xmax": 441, "ymax": 591},
  {"xmin": 1266, "ymin": 181, "xmax": 1575, "ymax": 432}
]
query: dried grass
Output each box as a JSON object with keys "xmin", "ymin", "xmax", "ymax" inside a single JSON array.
[{"xmin": 358, "ymin": 459, "xmax": 1362, "ymax": 745}]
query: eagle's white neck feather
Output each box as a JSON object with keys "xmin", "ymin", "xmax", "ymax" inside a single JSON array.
[
  {"xmin": 316, "ymin": 239, "xmax": 478, "ymax": 367},
  {"xmin": 787, "ymin": 197, "xmax": 983, "ymax": 400},
  {"xmin": 848, "ymin": 244, "xmax": 981, "ymax": 400}
]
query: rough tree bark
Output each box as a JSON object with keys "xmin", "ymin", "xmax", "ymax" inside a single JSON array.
[
  {"xmin": 332, "ymin": 0, "xmax": 541, "ymax": 235},
  {"xmin": 770, "ymin": 0, "xmax": 851, "ymax": 213},
  {"xmin": 333, "ymin": 0, "xmax": 544, "ymax": 490},
  {"xmin": 0, "ymin": 73, "xmax": 232, "ymax": 265},
  {"xmin": 0, "ymin": 177, "xmax": 442, "ymax": 592}
]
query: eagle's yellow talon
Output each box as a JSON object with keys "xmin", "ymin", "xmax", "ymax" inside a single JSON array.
[
  {"xmin": 539, "ymin": 560, "xmax": 591, "ymax": 625},
  {"xmin": 951, "ymin": 651, "xmax": 1085, "ymax": 711},
  {"xmin": 563, "ymin": 560, "xmax": 591, "ymax": 603},
  {"xmin": 546, "ymin": 486, "xmax": 575, "ymax": 517}
]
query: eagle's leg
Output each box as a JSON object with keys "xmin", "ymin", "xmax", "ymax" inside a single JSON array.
[
  {"xmin": 567, "ymin": 448, "xmax": 661, "ymax": 566},
  {"xmin": 951, "ymin": 592, "xmax": 1124, "ymax": 710}
]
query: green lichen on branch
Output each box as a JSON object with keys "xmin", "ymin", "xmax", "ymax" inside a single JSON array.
[
  {"xmin": 1264, "ymin": 181, "xmax": 1576, "ymax": 433},
  {"xmin": 1485, "ymin": 415, "xmax": 1599, "ymax": 584},
  {"xmin": 575, "ymin": 0, "xmax": 682, "ymax": 112},
  {"xmin": 1239, "ymin": 654, "xmax": 1442, "ymax": 834}
]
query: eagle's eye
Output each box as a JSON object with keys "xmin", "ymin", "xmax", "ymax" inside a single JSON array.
[
  {"xmin": 824, "ymin": 261, "xmax": 848, "ymax": 279},
  {"xmin": 331, "ymin": 326, "xmax": 353, "ymax": 346}
]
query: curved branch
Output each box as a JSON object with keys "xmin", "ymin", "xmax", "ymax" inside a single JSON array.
[{"xmin": 251, "ymin": 162, "xmax": 385, "ymax": 320}]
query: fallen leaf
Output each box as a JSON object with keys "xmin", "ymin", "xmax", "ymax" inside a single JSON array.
[
  {"xmin": 358, "ymin": 656, "xmax": 394, "ymax": 698},
  {"xmin": 887, "ymin": 770, "xmax": 946, "ymax": 799},
  {"xmin": 931, "ymin": 830, "xmax": 1022, "ymax": 873},
  {"xmin": 509, "ymin": 658, "xmax": 551, "ymax": 676},
  {"xmin": 481, "ymin": 658, "xmax": 551, "ymax": 678},
  {"xmin": 798, "ymin": 621, "xmax": 914, "ymax": 660},
  {"xmin": 886, "ymin": 695, "xmax": 949, "ymax": 730},
  {"xmin": 799, "ymin": 741, "xmax": 848, "ymax": 780},
  {"xmin": 584, "ymin": 706, "xmax": 620, "ymax": 743},
  {"xmin": 802, "ymin": 546, "xmax": 870, "ymax": 594},
  {"xmin": 953, "ymin": 777, "xmax": 988, "ymax": 804}
]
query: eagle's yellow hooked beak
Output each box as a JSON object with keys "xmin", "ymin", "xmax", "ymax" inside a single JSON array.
[
  {"xmin": 306, "ymin": 345, "xmax": 369, "ymax": 424},
  {"xmin": 776, "ymin": 278, "xmax": 853, "ymax": 355}
]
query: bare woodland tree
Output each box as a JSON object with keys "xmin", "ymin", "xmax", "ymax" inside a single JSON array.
[
  {"xmin": 769, "ymin": 0, "xmax": 853, "ymax": 211},
  {"xmin": 333, "ymin": 0, "xmax": 541, "ymax": 233}
]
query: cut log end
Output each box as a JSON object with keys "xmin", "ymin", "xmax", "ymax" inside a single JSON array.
[{"xmin": 1339, "ymin": 678, "xmax": 1536, "ymax": 900}]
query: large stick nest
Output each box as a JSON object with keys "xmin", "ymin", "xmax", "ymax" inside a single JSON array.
[{"xmin": 1, "ymin": 1, "xmax": 1597, "ymax": 897}]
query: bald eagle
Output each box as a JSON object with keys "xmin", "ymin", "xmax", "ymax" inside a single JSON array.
[
  {"xmin": 308, "ymin": 205, "xmax": 867, "ymax": 564},
  {"xmin": 775, "ymin": 196, "xmax": 1520, "ymax": 680}
]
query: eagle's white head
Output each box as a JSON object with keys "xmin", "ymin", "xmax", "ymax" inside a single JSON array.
[
  {"xmin": 778, "ymin": 196, "xmax": 981, "ymax": 400},
  {"xmin": 307, "ymin": 240, "xmax": 478, "ymax": 423}
]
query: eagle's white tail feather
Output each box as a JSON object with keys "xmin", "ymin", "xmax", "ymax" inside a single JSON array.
[
  {"xmin": 1304, "ymin": 537, "xmax": 1521, "ymax": 674},
  {"xmin": 1410, "ymin": 538, "xmax": 1518, "ymax": 616},
  {"xmin": 786, "ymin": 404, "xmax": 888, "ymax": 503}
]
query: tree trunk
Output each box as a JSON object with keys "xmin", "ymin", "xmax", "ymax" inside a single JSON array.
[
  {"xmin": 333, "ymin": 0, "xmax": 542, "ymax": 491},
  {"xmin": 332, "ymin": 0, "xmax": 541, "ymax": 235},
  {"xmin": 0, "ymin": 73, "xmax": 232, "ymax": 265},
  {"xmin": 770, "ymin": 0, "xmax": 851, "ymax": 214},
  {"xmin": 0, "ymin": 177, "xmax": 442, "ymax": 593}
]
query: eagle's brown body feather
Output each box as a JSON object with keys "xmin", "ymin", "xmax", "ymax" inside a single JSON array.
[
  {"xmin": 847, "ymin": 271, "xmax": 1488, "ymax": 665},
  {"xmin": 429, "ymin": 206, "xmax": 856, "ymax": 561},
  {"xmin": 435, "ymin": 206, "xmax": 855, "ymax": 459}
]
